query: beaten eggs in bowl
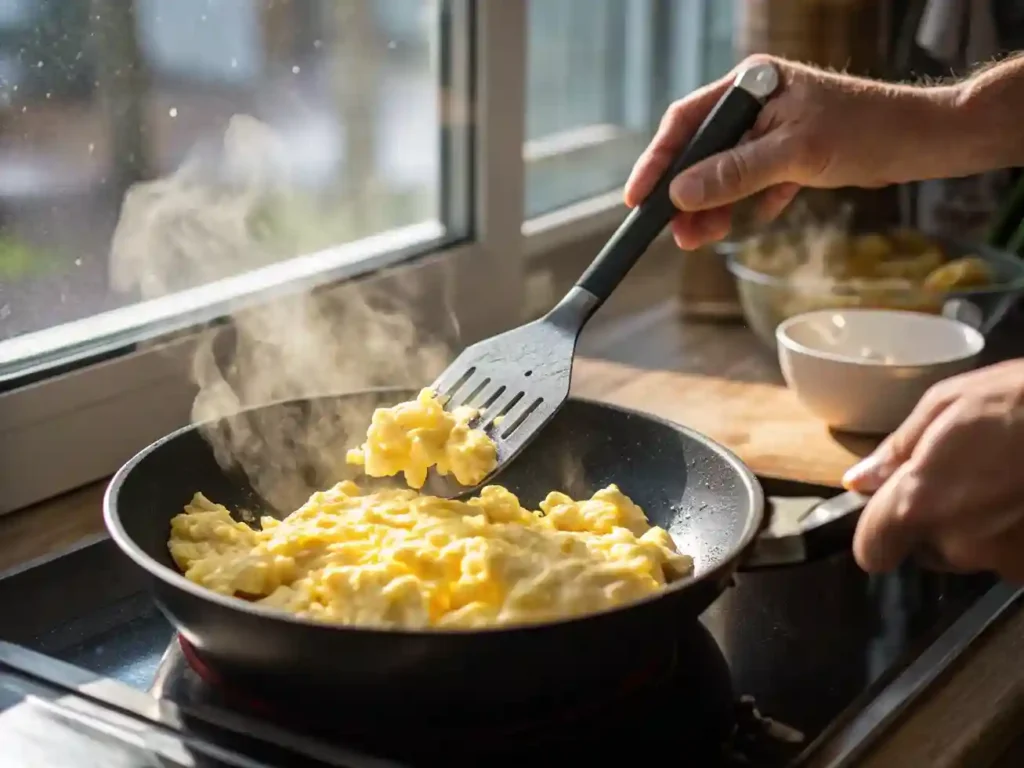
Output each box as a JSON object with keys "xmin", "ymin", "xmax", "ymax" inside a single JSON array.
[{"xmin": 168, "ymin": 390, "xmax": 694, "ymax": 630}]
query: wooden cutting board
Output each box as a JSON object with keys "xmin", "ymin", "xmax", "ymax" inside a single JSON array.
[{"xmin": 572, "ymin": 357, "xmax": 879, "ymax": 488}]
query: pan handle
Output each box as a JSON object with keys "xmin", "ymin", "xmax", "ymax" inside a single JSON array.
[
  {"xmin": 740, "ymin": 490, "xmax": 866, "ymax": 570},
  {"xmin": 740, "ymin": 490, "xmax": 958, "ymax": 572}
]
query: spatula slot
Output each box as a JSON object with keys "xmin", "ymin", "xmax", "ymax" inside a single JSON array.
[
  {"xmin": 470, "ymin": 385, "xmax": 508, "ymax": 427},
  {"xmin": 492, "ymin": 391, "xmax": 525, "ymax": 426},
  {"xmin": 501, "ymin": 397, "xmax": 544, "ymax": 439},
  {"xmin": 462, "ymin": 377, "xmax": 491, "ymax": 407},
  {"xmin": 480, "ymin": 385, "xmax": 506, "ymax": 410},
  {"xmin": 440, "ymin": 367, "xmax": 477, "ymax": 403}
]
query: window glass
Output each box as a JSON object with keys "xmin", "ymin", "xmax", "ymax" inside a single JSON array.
[
  {"xmin": 0, "ymin": 0, "xmax": 463, "ymax": 352},
  {"xmin": 525, "ymin": 0, "xmax": 654, "ymax": 218},
  {"xmin": 524, "ymin": 0, "xmax": 735, "ymax": 218},
  {"xmin": 703, "ymin": 0, "xmax": 734, "ymax": 81}
]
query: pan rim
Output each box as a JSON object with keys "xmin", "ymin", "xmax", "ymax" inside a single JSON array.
[{"xmin": 103, "ymin": 386, "xmax": 765, "ymax": 637}]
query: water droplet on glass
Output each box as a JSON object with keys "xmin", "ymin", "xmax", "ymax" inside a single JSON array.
[
  {"xmin": 36, "ymin": 61, "xmax": 43, "ymax": 68},
  {"xmin": 231, "ymin": 58, "xmax": 238, "ymax": 68},
  {"xmin": 313, "ymin": 39, "xmax": 323, "ymax": 48},
  {"xmin": 74, "ymin": 258, "xmax": 82, "ymax": 267},
  {"xmin": 45, "ymin": 92, "xmax": 51, "ymax": 99},
  {"xmin": 168, "ymin": 107, "xmax": 178, "ymax": 118},
  {"xmin": 387, "ymin": 40, "xmax": 397, "ymax": 49},
  {"xmin": 87, "ymin": 143, "xmax": 95, "ymax": 154},
  {"xmin": 292, "ymin": 65, "xmax": 301, "ymax": 74}
]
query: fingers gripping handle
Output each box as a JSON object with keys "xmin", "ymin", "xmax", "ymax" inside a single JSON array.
[{"xmin": 576, "ymin": 61, "xmax": 780, "ymax": 303}]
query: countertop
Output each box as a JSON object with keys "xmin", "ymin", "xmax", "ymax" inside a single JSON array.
[{"xmin": 2, "ymin": 298, "xmax": 1023, "ymax": 766}]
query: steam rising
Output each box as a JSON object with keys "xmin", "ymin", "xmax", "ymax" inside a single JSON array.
[{"xmin": 110, "ymin": 116, "xmax": 450, "ymax": 511}]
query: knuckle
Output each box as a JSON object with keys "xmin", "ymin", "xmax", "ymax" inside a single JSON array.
[
  {"xmin": 932, "ymin": 370, "xmax": 969, "ymax": 396},
  {"xmin": 919, "ymin": 380, "xmax": 949, "ymax": 406},
  {"xmin": 662, "ymin": 99, "xmax": 687, "ymax": 128},
  {"xmin": 933, "ymin": 537, "xmax": 983, "ymax": 572},
  {"xmin": 912, "ymin": 380, "xmax": 957, "ymax": 422},
  {"xmin": 792, "ymin": 126, "xmax": 829, "ymax": 179},
  {"xmin": 889, "ymin": 464, "xmax": 933, "ymax": 527},
  {"xmin": 714, "ymin": 151, "xmax": 747, "ymax": 195}
]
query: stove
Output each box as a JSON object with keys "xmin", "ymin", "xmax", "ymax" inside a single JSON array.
[{"xmin": 0, "ymin": 476, "xmax": 1020, "ymax": 767}]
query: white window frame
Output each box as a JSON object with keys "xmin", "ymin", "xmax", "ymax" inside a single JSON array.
[
  {"xmin": 521, "ymin": 0, "xmax": 657, "ymax": 220},
  {"xmin": 0, "ymin": 0, "xmax": 727, "ymax": 516},
  {"xmin": 523, "ymin": 0, "xmax": 711, "ymax": 256}
]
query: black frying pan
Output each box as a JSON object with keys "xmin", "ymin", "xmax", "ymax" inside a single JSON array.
[{"xmin": 104, "ymin": 388, "xmax": 859, "ymax": 712}]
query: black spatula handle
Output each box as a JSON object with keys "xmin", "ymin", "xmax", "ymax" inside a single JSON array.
[{"xmin": 576, "ymin": 61, "xmax": 780, "ymax": 303}]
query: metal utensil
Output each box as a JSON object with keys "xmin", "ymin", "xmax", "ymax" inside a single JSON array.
[{"xmin": 430, "ymin": 61, "xmax": 781, "ymax": 493}]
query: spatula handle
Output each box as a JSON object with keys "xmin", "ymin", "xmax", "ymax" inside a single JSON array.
[{"xmin": 576, "ymin": 61, "xmax": 780, "ymax": 304}]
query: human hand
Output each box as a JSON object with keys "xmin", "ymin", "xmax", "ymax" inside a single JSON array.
[
  {"xmin": 842, "ymin": 359, "xmax": 1024, "ymax": 583},
  {"xmin": 625, "ymin": 55, "xmax": 958, "ymax": 251}
]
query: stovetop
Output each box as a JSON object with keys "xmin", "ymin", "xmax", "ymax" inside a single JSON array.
[{"xmin": 0, "ymin": 476, "xmax": 1020, "ymax": 767}]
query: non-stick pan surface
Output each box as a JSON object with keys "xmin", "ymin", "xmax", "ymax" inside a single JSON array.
[{"xmin": 105, "ymin": 388, "xmax": 763, "ymax": 709}]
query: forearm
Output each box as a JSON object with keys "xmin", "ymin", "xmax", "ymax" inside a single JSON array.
[{"xmin": 795, "ymin": 56, "xmax": 1024, "ymax": 187}]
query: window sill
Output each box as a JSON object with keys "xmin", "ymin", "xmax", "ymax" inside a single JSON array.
[
  {"xmin": 523, "ymin": 123, "xmax": 648, "ymax": 222},
  {"xmin": 0, "ymin": 220, "xmax": 447, "ymax": 386},
  {"xmin": 0, "ymin": 481, "xmax": 106, "ymax": 576},
  {"xmin": 524, "ymin": 188, "xmax": 630, "ymax": 258}
]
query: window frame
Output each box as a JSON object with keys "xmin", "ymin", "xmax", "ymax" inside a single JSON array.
[
  {"xmin": 522, "ymin": 0, "xmax": 711, "ymax": 255},
  {"xmin": 0, "ymin": 0, "xmax": 728, "ymax": 516}
]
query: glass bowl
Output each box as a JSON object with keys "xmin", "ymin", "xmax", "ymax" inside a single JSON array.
[{"xmin": 722, "ymin": 235, "xmax": 1024, "ymax": 349}]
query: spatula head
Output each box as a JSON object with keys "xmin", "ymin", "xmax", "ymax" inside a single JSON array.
[{"xmin": 426, "ymin": 291, "xmax": 593, "ymax": 497}]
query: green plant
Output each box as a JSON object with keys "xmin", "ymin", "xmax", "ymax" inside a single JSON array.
[{"xmin": 0, "ymin": 235, "xmax": 60, "ymax": 281}]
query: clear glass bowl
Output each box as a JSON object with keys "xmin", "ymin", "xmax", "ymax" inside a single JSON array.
[{"xmin": 722, "ymin": 237, "xmax": 1024, "ymax": 349}]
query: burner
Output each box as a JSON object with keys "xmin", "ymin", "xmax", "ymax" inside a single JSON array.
[{"xmin": 171, "ymin": 623, "xmax": 739, "ymax": 765}]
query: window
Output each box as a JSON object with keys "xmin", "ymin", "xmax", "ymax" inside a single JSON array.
[
  {"xmin": 524, "ymin": 0, "xmax": 734, "ymax": 218},
  {"xmin": 0, "ymin": 0, "xmax": 468, "ymax": 377},
  {"xmin": 524, "ymin": 0, "xmax": 654, "ymax": 218},
  {"xmin": 701, "ymin": 0, "xmax": 736, "ymax": 82},
  {"xmin": 0, "ymin": 0, "xmax": 732, "ymax": 515}
]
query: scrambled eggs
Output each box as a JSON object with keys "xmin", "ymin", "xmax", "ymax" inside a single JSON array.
[
  {"xmin": 169, "ymin": 482, "xmax": 692, "ymax": 628},
  {"xmin": 168, "ymin": 390, "xmax": 694, "ymax": 629},
  {"xmin": 345, "ymin": 388, "xmax": 496, "ymax": 489}
]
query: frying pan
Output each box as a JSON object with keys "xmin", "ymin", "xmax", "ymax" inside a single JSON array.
[{"xmin": 104, "ymin": 388, "xmax": 859, "ymax": 712}]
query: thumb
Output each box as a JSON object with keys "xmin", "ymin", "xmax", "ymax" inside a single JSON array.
[
  {"xmin": 842, "ymin": 387, "xmax": 957, "ymax": 493},
  {"xmin": 667, "ymin": 130, "xmax": 795, "ymax": 212}
]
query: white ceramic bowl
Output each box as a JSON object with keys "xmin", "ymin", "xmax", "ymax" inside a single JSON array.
[{"xmin": 776, "ymin": 309, "xmax": 984, "ymax": 435}]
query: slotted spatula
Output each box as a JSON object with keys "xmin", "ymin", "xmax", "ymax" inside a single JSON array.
[{"xmin": 430, "ymin": 61, "xmax": 780, "ymax": 495}]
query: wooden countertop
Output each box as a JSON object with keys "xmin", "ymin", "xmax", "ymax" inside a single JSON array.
[
  {"xmin": 1, "ymin": 298, "xmax": 1022, "ymax": 766},
  {"xmin": 573, "ymin": 304, "xmax": 879, "ymax": 487}
]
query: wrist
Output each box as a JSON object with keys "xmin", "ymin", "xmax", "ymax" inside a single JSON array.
[
  {"xmin": 890, "ymin": 84, "xmax": 979, "ymax": 182},
  {"xmin": 841, "ymin": 78, "xmax": 977, "ymax": 187},
  {"xmin": 945, "ymin": 60, "xmax": 1024, "ymax": 175}
]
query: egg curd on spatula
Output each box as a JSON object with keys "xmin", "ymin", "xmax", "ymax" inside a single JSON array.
[{"xmin": 168, "ymin": 389, "xmax": 694, "ymax": 629}]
